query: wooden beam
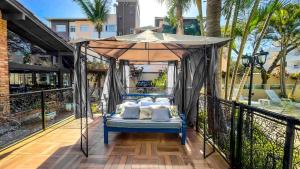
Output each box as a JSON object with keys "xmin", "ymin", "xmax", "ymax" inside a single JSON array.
[{"xmin": 3, "ymin": 13, "xmax": 25, "ymax": 20}]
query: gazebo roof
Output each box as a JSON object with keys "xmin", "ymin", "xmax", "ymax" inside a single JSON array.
[{"xmin": 75, "ymin": 30, "xmax": 230, "ymax": 62}]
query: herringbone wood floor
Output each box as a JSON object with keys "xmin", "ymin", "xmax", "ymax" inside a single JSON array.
[{"xmin": 0, "ymin": 117, "xmax": 229, "ymax": 169}]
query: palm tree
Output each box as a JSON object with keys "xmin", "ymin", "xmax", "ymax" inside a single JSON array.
[
  {"xmin": 74, "ymin": 0, "xmax": 110, "ymax": 39},
  {"xmin": 206, "ymin": 0, "xmax": 221, "ymax": 37},
  {"xmin": 224, "ymin": 0, "xmax": 241, "ymax": 99},
  {"xmin": 263, "ymin": 3, "xmax": 300, "ymax": 97},
  {"xmin": 194, "ymin": 0, "xmax": 205, "ymax": 35},
  {"xmin": 159, "ymin": 0, "xmax": 192, "ymax": 35},
  {"xmin": 228, "ymin": 0, "xmax": 261, "ymax": 100}
]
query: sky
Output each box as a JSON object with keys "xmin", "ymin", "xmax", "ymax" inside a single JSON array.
[{"xmin": 18, "ymin": 0, "xmax": 199, "ymax": 27}]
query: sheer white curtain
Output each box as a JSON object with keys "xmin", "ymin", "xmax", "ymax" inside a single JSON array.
[{"xmin": 167, "ymin": 61, "xmax": 177, "ymax": 94}]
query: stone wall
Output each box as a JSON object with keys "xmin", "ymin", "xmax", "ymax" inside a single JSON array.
[{"xmin": 0, "ymin": 10, "xmax": 9, "ymax": 102}]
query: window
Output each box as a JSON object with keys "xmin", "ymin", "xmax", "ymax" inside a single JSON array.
[
  {"xmin": 106, "ymin": 25, "xmax": 116, "ymax": 32},
  {"xmin": 56, "ymin": 25, "xmax": 66, "ymax": 32},
  {"xmin": 70, "ymin": 26, "xmax": 76, "ymax": 32},
  {"xmin": 80, "ymin": 25, "xmax": 89, "ymax": 32}
]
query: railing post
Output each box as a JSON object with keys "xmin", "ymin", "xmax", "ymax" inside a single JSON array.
[
  {"xmin": 230, "ymin": 101, "xmax": 236, "ymax": 168},
  {"xmin": 283, "ymin": 120, "xmax": 295, "ymax": 169},
  {"xmin": 196, "ymin": 98, "xmax": 199, "ymax": 132},
  {"xmin": 235, "ymin": 104, "xmax": 244, "ymax": 168},
  {"xmin": 41, "ymin": 90, "xmax": 46, "ymax": 130}
]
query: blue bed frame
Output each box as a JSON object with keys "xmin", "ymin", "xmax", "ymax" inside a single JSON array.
[{"xmin": 103, "ymin": 93, "xmax": 186, "ymax": 145}]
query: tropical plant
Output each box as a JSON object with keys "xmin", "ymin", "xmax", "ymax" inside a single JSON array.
[
  {"xmin": 224, "ymin": 0, "xmax": 241, "ymax": 99},
  {"xmin": 74, "ymin": 0, "xmax": 110, "ymax": 38},
  {"xmin": 232, "ymin": 0, "xmax": 281, "ymax": 100},
  {"xmin": 158, "ymin": 0, "xmax": 193, "ymax": 35},
  {"xmin": 152, "ymin": 71, "xmax": 167, "ymax": 88},
  {"xmin": 228, "ymin": 0, "xmax": 263, "ymax": 100},
  {"xmin": 260, "ymin": 3, "xmax": 300, "ymax": 98}
]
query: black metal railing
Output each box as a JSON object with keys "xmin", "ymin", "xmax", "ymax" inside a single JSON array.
[
  {"xmin": 0, "ymin": 87, "xmax": 73, "ymax": 149},
  {"xmin": 197, "ymin": 94, "xmax": 300, "ymax": 169}
]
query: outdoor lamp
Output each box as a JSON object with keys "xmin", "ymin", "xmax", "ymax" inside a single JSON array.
[
  {"xmin": 256, "ymin": 49, "xmax": 269, "ymax": 66},
  {"xmin": 242, "ymin": 54, "xmax": 251, "ymax": 67},
  {"xmin": 242, "ymin": 49, "xmax": 269, "ymax": 107}
]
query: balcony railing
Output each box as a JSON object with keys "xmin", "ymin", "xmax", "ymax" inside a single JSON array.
[
  {"xmin": 0, "ymin": 87, "xmax": 73, "ymax": 149},
  {"xmin": 197, "ymin": 94, "xmax": 300, "ymax": 169}
]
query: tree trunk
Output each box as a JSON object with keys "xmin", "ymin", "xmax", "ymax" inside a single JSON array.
[
  {"xmin": 195, "ymin": 0, "xmax": 205, "ymax": 35},
  {"xmin": 261, "ymin": 68, "xmax": 269, "ymax": 88},
  {"xmin": 280, "ymin": 52, "xmax": 287, "ymax": 98},
  {"xmin": 98, "ymin": 31, "xmax": 101, "ymax": 39},
  {"xmin": 267, "ymin": 45, "xmax": 297, "ymax": 75},
  {"xmin": 236, "ymin": 67, "xmax": 250, "ymax": 102},
  {"xmin": 290, "ymin": 75, "xmax": 299, "ymax": 99},
  {"xmin": 206, "ymin": 0, "xmax": 221, "ymax": 37},
  {"xmin": 229, "ymin": 0, "xmax": 260, "ymax": 100},
  {"xmin": 224, "ymin": 0, "xmax": 240, "ymax": 100},
  {"xmin": 176, "ymin": 4, "xmax": 184, "ymax": 35},
  {"xmin": 206, "ymin": 0, "xmax": 223, "ymax": 133}
]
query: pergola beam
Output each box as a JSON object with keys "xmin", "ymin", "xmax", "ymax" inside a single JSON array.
[{"xmin": 2, "ymin": 12, "xmax": 25, "ymax": 20}]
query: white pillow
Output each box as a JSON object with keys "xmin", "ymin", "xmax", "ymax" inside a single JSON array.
[
  {"xmin": 151, "ymin": 106, "xmax": 170, "ymax": 122},
  {"xmin": 122, "ymin": 105, "xmax": 140, "ymax": 119},
  {"xmin": 138, "ymin": 97, "xmax": 153, "ymax": 102},
  {"xmin": 138, "ymin": 100, "xmax": 155, "ymax": 106},
  {"xmin": 155, "ymin": 98, "xmax": 170, "ymax": 102},
  {"xmin": 123, "ymin": 101, "xmax": 137, "ymax": 105},
  {"xmin": 116, "ymin": 101, "xmax": 138, "ymax": 114},
  {"xmin": 139, "ymin": 106, "xmax": 152, "ymax": 119},
  {"xmin": 154, "ymin": 101, "xmax": 170, "ymax": 106}
]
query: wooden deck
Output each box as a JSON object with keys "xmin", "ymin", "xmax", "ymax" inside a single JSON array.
[{"xmin": 0, "ymin": 117, "xmax": 229, "ymax": 169}]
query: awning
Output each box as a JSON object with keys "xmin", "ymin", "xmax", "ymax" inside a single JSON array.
[{"xmin": 73, "ymin": 30, "xmax": 230, "ymax": 62}]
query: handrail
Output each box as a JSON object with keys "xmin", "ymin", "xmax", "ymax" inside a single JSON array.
[{"xmin": 9, "ymin": 87, "xmax": 73, "ymax": 96}]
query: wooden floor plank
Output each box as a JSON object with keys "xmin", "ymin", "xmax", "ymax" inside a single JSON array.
[{"xmin": 0, "ymin": 117, "xmax": 229, "ymax": 169}]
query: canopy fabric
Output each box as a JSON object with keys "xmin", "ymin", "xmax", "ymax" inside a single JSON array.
[
  {"xmin": 74, "ymin": 43, "xmax": 92, "ymax": 118},
  {"xmin": 174, "ymin": 48, "xmax": 207, "ymax": 125},
  {"xmin": 78, "ymin": 30, "xmax": 230, "ymax": 62},
  {"xmin": 101, "ymin": 58, "xmax": 125, "ymax": 114}
]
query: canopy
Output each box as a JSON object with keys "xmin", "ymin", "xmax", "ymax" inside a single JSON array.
[
  {"xmin": 74, "ymin": 30, "xmax": 230, "ymax": 131},
  {"xmin": 74, "ymin": 30, "xmax": 230, "ymax": 62}
]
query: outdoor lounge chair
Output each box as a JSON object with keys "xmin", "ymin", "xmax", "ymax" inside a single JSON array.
[
  {"xmin": 103, "ymin": 93, "xmax": 186, "ymax": 145},
  {"xmin": 265, "ymin": 90, "xmax": 292, "ymax": 105}
]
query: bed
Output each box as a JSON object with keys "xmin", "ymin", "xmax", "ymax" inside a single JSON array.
[{"xmin": 103, "ymin": 93, "xmax": 186, "ymax": 145}]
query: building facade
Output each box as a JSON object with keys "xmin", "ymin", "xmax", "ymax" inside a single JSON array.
[
  {"xmin": 0, "ymin": 0, "xmax": 74, "ymax": 95},
  {"xmin": 48, "ymin": 14, "xmax": 117, "ymax": 41},
  {"xmin": 155, "ymin": 17, "xmax": 200, "ymax": 35},
  {"xmin": 116, "ymin": 0, "xmax": 140, "ymax": 35}
]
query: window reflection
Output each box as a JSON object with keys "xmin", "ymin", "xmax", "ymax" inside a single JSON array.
[{"xmin": 8, "ymin": 30, "xmax": 56, "ymax": 67}]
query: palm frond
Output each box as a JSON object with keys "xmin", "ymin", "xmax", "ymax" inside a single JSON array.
[{"xmin": 73, "ymin": 0, "xmax": 94, "ymax": 19}]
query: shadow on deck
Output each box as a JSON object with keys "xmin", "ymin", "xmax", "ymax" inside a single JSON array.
[{"xmin": 0, "ymin": 117, "xmax": 229, "ymax": 169}]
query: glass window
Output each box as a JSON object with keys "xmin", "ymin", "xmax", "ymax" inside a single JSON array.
[
  {"xmin": 70, "ymin": 26, "xmax": 76, "ymax": 32},
  {"xmin": 56, "ymin": 25, "xmax": 66, "ymax": 32},
  {"xmin": 8, "ymin": 30, "xmax": 56, "ymax": 66},
  {"xmin": 105, "ymin": 25, "xmax": 116, "ymax": 32},
  {"xmin": 80, "ymin": 25, "xmax": 89, "ymax": 32}
]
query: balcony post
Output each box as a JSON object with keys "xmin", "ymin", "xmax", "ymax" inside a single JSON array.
[
  {"xmin": 283, "ymin": 120, "xmax": 295, "ymax": 169},
  {"xmin": 230, "ymin": 101, "xmax": 236, "ymax": 168},
  {"xmin": 41, "ymin": 90, "xmax": 46, "ymax": 130},
  {"xmin": 235, "ymin": 104, "xmax": 244, "ymax": 168},
  {"xmin": 196, "ymin": 98, "xmax": 199, "ymax": 132}
]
